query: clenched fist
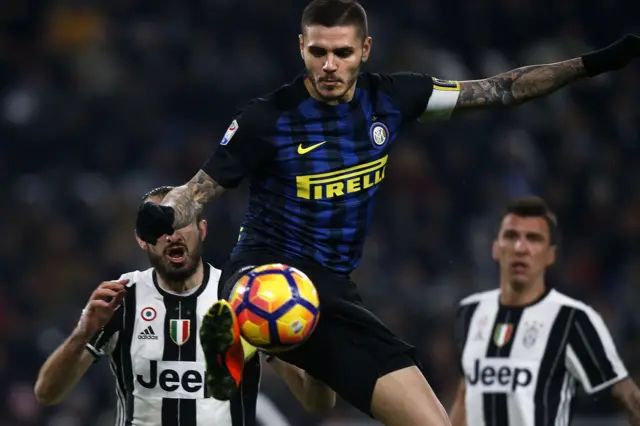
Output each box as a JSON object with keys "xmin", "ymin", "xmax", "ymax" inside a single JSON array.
[{"xmin": 75, "ymin": 280, "xmax": 128, "ymax": 340}]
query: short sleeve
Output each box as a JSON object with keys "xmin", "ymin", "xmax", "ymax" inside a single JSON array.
[
  {"xmin": 85, "ymin": 305, "xmax": 124, "ymax": 361},
  {"xmin": 377, "ymin": 72, "xmax": 435, "ymax": 122},
  {"xmin": 454, "ymin": 301, "xmax": 479, "ymax": 374},
  {"xmin": 565, "ymin": 307, "xmax": 628, "ymax": 394},
  {"xmin": 202, "ymin": 101, "xmax": 278, "ymax": 189}
]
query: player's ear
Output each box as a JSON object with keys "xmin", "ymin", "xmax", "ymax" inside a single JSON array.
[
  {"xmin": 362, "ymin": 36, "xmax": 372, "ymax": 62},
  {"xmin": 134, "ymin": 232, "xmax": 148, "ymax": 251},
  {"xmin": 199, "ymin": 219, "xmax": 208, "ymax": 241},
  {"xmin": 299, "ymin": 34, "xmax": 305, "ymax": 59},
  {"xmin": 546, "ymin": 245, "xmax": 557, "ymax": 267},
  {"xmin": 491, "ymin": 239, "xmax": 500, "ymax": 262}
]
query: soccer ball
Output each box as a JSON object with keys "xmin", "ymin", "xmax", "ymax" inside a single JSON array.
[{"xmin": 229, "ymin": 264, "xmax": 320, "ymax": 352}]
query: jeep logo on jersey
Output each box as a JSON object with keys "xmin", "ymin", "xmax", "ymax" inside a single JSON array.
[
  {"xmin": 466, "ymin": 359, "xmax": 533, "ymax": 392},
  {"xmin": 137, "ymin": 360, "xmax": 204, "ymax": 394}
]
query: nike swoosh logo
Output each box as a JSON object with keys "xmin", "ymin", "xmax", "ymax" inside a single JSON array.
[{"xmin": 297, "ymin": 141, "xmax": 326, "ymax": 155}]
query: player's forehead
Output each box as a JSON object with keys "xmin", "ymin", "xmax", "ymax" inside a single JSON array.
[
  {"xmin": 303, "ymin": 25, "xmax": 361, "ymax": 48},
  {"xmin": 499, "ymin": 214, "xmax": 549, "ymax": 238}
]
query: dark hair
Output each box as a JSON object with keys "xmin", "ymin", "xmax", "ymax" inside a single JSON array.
[
  {"xmin": 139, "ymin": 186, "xmax": 203, "ymax": 223},
  {"xmin": 501, "ymin": 196, "xmax": 558, "ymax": 245},
  {"xmin": 301, "ymin": 0, "xmax": 368, "ymax": 38}
]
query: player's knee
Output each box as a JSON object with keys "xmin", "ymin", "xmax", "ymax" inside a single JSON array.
[{"xmin": 371, "ymin": 366, "xmax": 451, "ymax": 426}]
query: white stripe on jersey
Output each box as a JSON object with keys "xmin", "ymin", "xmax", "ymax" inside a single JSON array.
[
  {"xmin": 86, "ymin": 264, "xmax": 261, "ymax": 426},
  {"xmin": 455, "ymin": 288, "xmax": 628, "ymax": 426}
]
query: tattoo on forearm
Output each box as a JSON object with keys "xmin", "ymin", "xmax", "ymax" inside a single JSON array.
[
  {"xmin": 161, "ymin": 170, "xmax": 224, "ymax": 229},
  {"xmin": 456, "ymin": 58, "xmax": 586, "ymax": 109}
]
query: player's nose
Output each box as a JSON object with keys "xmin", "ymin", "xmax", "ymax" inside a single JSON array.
[
  {"xmin": 514, "ymin": 238, "xmax": 529, "ymax": 253},
  {"xmin": 323, "ymin": 55, "xmax": 338, "ymax": 72}
]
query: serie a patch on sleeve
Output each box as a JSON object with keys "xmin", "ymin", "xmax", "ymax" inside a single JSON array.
[
  {"xmin": 221, "ymin": 119, "xmax": 239, "ymax": 145},
  {"xmin": 432, "ymin": 78, "xmax": 461, "ymax": 91}
]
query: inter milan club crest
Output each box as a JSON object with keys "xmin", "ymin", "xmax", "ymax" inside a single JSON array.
[
  {"xmin": 170, "ymin": 319, "xmax": 191, "ymax": 346},
  {"xmin": 369, "ymin": 122, "xmax": 389, "ymax": 149},
  {"xmin": 493, "ymin": 323, "xmax": 514, "ymax": 347}
]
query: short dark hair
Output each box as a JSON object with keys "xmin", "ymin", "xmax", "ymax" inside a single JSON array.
[
  {"xmin": 301, "ymin": 0, "xmax": 368, "ymax": 38},
  {"xmin": 500, "ymin": 196, "xmax": 558, "ymax": 245},
  {"xmin": 139, "ymin": 186, "xmax": 203, "ymax": 223}
]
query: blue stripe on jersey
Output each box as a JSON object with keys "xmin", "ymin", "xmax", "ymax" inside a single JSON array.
[{"xmin": 233, "ymin": 78, "xmax": 404, "ymax": 275}]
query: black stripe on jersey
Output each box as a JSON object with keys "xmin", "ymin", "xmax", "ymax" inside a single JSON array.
[
  {"xmin": 454, "ymin": 302, "xmax": 479, "ymax": 374},
  {"xmin": 230, "ymin": 354, "xmax": 261, "ymax": 426},
  {"xmin": 111, "ymin": 282, "xmax": 137, "ymax": 426},
  {"xmin": 569, "ymin": 309, "xmax": 617, "ymax": 386},
  {"xmin": 534, "ymin": 306, "xmax": 574, "ymax": 426},
  {"xmin": 483, "ymin": 304, "xmax": 524, "ymax": 426},
  {"xmin": 157, "ymin": 268, "xmax": 210, "ymax": 426}
]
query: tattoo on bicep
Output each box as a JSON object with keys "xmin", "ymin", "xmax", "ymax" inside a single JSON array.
[
  {"xmin": 456, "ymin": 58, "xmax": 586, "ymax": 109},
  {"xmin": 162, "ymin": 170, "xmax": 224, "ymax": 229}
]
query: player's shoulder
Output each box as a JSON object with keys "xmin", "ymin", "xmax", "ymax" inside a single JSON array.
[
  {"xmin": 358, "ymin": 71, "xmax": 434, "ymax": 89},
  {"xmin": 546, "ymin": 289, "xmax": 600, "ymax": 316},
  {"xmin": 458, "ymin": 288, "xmax": 500, "ymax": 307},
  {"xmin": 239, "ymin": 75, "xmax": 310, "ymax": 118},
  {"xmin": 115, "ymin": 267, "xmax": 154, "ymax": 290}
]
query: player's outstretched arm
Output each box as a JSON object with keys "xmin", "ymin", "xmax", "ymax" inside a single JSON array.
[
  {"xmin": 611, "ymin": 379, "xmax": 640, "ymax": 426},
  {"xmin": 160, "ymin": 170, "xmax": 225, "ymax": 230},
  {"xmin": 454, "ymin": 34, "xmax": 639, "ymax": 111},
  {"xmin": 266, "ymin": 356, "xmax": 336, "ymax": 413},
  {"xmin": 448, "ymin": 379, "xmax": 467, "ymax": 426}
]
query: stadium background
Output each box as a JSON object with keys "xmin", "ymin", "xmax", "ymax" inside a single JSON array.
[{"xmin": 1, "ymin": 0, "xmax": 638, "ymax": 425}]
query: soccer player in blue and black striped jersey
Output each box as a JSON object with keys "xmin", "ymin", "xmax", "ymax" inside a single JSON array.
[{"xmin": 135, "ymin": 0, "xmax": 639, "ymax": 423}]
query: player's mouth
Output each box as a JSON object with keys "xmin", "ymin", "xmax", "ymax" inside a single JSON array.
[
  {"xmin": 165, "ymin": 245, "xmax": 187, "ymax": 263},
  {"xmin": 319, "ymin": 78, "xmax": 341, "ymax": 88},
  {"xmin": 510, "ymin": 261, "xmax": 529, "ymax": 273}
]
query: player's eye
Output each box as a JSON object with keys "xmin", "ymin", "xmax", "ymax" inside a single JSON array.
[
  {"xmin": 309, "ymin": 47, "xmax": 327, "ymax": 57},
  {"xmin": 334, "ymin": 48, "xmax": 354, "ymax": 58},
  {"xmin": 502, "ymin": 231, "xmax": 518, "ymax": 240}
]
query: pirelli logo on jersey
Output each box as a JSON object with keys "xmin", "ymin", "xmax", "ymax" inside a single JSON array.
[{"xmin": 296, "ymin": 155, "xmax": 388, "ymax": 200}]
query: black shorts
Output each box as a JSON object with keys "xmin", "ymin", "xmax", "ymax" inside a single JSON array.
[{"xmin": 218, "ymin": 251, "xmax": 421, "ymax": 416}]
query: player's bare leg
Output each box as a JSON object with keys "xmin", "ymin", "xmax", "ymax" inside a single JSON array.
[
  {"xmin": 201, "ymin": 300, "xmax": 245, "ymax": 400},
  {"xmin": 371, "ymin": 366, "xmax": 451, "ymax": 426}
]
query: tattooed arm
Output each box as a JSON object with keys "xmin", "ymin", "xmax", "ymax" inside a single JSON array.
[
  {"xmin": 160, "ymin": 170, "xmax": 225, "ymax": 230},
  {"xmin": 454, "ymin": 58, "xmax": 587, "ymax": 111},
  {"xmin": 611, "ymin": 378, "xmax": 640, "ymax": 426}
]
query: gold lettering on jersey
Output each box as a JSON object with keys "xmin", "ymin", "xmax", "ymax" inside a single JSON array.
[{"xmin": 296, "ymin": 156, "xmax": 388, "ymax": 200}]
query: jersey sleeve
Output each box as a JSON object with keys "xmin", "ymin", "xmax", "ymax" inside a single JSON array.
[
  {"xmin": 454, "ymin": 301, "xmax": 479, "ymax": 375},
  {"xmin": 378, "ymin": 73, "xmax": 460, "ymax": 122},
  {"xmin": 565, "ymin": 306, "xmax": 628, "ymax": 394},
  {"xmin": 202, "ymin": 101, "xmax": 278, "ymax": 189},
  {"xmin": 85, "ymin": 305, "xmax": 124, "ymax": 361}
]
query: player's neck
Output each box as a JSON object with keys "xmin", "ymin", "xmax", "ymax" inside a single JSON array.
[
  {"xmin": 157, "ymin": 261, "xmax": 205, "ymax": 294},
  {"xmin": 499, "ymin": 278, "xmax": 547, "ymax": 307},
  {"xmin": 304, "ymin": 78, "xmax": 356, "ymax": 105}
]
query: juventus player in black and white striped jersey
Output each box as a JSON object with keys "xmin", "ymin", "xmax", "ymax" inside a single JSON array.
[
  {"xmin": 34, "ymin": 186, "xmax": 335, "ymax": 425},
  {"xmin": 450, "ymin": 197, "xmax": 640, "ymax": 426}
]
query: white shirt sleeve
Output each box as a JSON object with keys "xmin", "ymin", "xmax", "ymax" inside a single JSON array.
[{"xmin": 565, "ymin": 306, "xmax": 628, "ymax": 394}]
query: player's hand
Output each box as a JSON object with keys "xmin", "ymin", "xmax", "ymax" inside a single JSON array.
[
  {"xmin": 582, "ymin": 34, "xmax": 640, "ymax": 77},
  {"xmin": 75, "ymin": 280, "xmax": 128, "ymax": 340},
  {"xmin": 135, "ymin": 201, "xmax": 175, "ymax": 244}
]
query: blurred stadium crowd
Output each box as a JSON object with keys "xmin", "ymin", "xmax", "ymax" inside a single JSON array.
[{"xmin": 1, "ymin": 0, "xmax": 638, "ymax": 425}]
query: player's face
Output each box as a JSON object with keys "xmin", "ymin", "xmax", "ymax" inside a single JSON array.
[
  {"xmin": 300, "ymin": 25, "xmax": 372, "ymax": 103},
  {"xmin": 492, "ymin": 214, "xmax": 556, "ymax": 288},
  {"xmin": 136, "ymin": 197, "xmax": 208, "ymax": 282}
]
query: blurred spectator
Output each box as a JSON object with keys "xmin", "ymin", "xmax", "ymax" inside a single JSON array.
[{"xmin": 1, "ymin": 0, "xmax": 638, "ymax": 424}]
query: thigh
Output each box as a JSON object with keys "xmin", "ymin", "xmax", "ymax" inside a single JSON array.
[{"xmin": 277, "ymin": 299, "xmax": 420, "ymax": 416}]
